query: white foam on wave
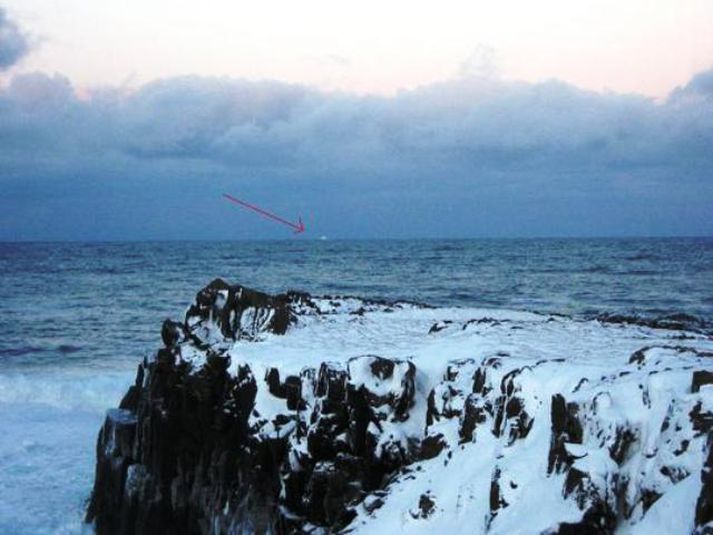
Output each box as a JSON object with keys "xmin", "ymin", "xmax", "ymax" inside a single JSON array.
[
  {"xmin": 0, "ymin": 369, "xmax": 135, "ymax": 411},
  {"xmin": 0, "ymin": 366, "xmax": 136, "ymax": 534},
  {"xmin": 0, "ymin": 403, "xmax": 107, "ymax": 534}
]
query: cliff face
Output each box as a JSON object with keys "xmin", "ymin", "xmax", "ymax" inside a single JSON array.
[{"xmin": 87, "ymin": 279, "xmax": 713, "ymax": 534}]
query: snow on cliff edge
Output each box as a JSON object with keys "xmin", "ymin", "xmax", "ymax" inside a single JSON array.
[{"xmin": 90, "ymin": 279, "xmax": 713, "ymax": 534}]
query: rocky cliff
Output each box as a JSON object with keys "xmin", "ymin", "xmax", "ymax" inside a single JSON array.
[{"xmin": 87, "ymin": 279, "xmax": 713, "ymax": 534}]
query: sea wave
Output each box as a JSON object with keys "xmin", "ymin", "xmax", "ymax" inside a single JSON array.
[{"xmin": 0, "ymin": 370, "xmax": 133, "ymax": 411}]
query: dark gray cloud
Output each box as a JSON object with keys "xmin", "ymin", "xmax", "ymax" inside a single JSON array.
[
  {"xmin": 0, "ymin": 7, "xmax": 29, "ymax": 70},
  {"xmin": 0, "ymin": 68, "xmax": 712, "ymax": 240}
]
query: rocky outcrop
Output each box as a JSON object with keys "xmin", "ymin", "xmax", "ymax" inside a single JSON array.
[
  {"xmin": 183, "ymin": 278, "xmax": 297, "ymax": 343},
  {"xmin": 86, "ymin": 280, "xmax": 425, "ymax": 533},
  {"xmin": 697, "ymin": 434, "xmax": 713, "ymax": 534},
  {"xmin": 87, "ymin": 351, "xmax": 420, "ymax": 533},
  {"xmin": 594, "ymin": 312, "xmax": 712, "ymax": 335},
  {"xmin": 87, "ymin": 280, "xmax": 713, "ymax": 534}
]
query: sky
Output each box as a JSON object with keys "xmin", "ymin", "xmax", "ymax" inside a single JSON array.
[{"xmin": 0, "ymin": 1, "xmax": 712, "ymax": 240}]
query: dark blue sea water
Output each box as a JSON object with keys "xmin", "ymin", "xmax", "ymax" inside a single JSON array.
[
  {"xmin": 1, "ymin": 238, "xmax": 712, "ymax": 369},
  {"xmin": 0, "ymin": 238, "xmax": 712, "ymax": 533}
]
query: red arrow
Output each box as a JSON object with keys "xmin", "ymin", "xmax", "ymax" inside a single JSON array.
[{"xmin": 223, "ymin": 193, "xmax": 305, "ymax": 234}]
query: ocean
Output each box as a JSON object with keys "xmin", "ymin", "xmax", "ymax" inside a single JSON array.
[{"xmin": 1, "ymin": 238, "xmax": 712, "ymax": 533}]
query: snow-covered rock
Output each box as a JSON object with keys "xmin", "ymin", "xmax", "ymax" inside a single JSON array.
[{"xmin": 86, "ymin": 279, "xmax": 713, "ymax": 534}]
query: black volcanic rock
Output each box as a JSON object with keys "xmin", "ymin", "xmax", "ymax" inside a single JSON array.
[
  {"xmin": 696, "ymin": 434, "xmax": 713, "ymax": 533},
  {"xmin": 595, "ymin": 312, "xmax": 712, "ymax": 335},
  {"xmin": 86, "ymin": 351, "xmax": 420, "ymax": 534},
  {"xmin": 86, "ymin": 280, "xmax": 713, "ymax": 534},
  {"xmin": 86, "ymin": 282, "xmax": 425, "ymax": 534},
  {"xmin": 693, "ymin": 370, "xmax": 713, "ymax": 394},
  {"xmin": 185, "ymin": 278, "xmax": 297, "ymax": 343}
]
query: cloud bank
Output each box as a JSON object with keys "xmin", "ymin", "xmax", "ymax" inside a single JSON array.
[
  {"xmin": 1, "ymin": 66, "xmax": 712, "ymax": 240},
  {"xmin": 0, "ymin": 7, "xmax": 29, "ymax": 70}
]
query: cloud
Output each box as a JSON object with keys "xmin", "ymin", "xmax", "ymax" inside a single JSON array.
[
  {"xmin": 0, "ymin": 7, "xmax": 30, "ymax": 70},
  {"xmin": 669, "ymin": 69, "xmax": 713, "ymax": 105},
  {"xmin": 0, "ymin": 67, "xmax": 712, "ymax": 240},
  {"xmin": 458, "ymin": 45, "xmax": 499, "ymax": 80}
]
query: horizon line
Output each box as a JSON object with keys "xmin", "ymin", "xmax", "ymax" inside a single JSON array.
[{"xmin": 2, "ymin": 235, "xmax": 712, "ymax": 245}]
